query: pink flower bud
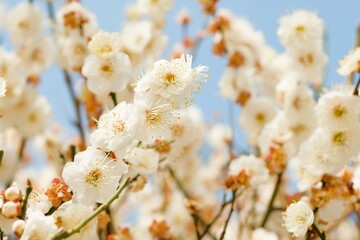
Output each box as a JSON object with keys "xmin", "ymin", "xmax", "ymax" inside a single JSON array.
[
  {"xmin": 12, "ymin": 219, "xmax": 25, "ymax": 237},
  {"xmin": 5, "ymin": 185, "xmax": 22, "ymax": 202},
  {"xmin": 2, "ymin": 201, "xmax": 20, "ymax": 218}
]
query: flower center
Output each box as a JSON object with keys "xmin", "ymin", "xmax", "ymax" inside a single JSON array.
[
  {"xmin": 112, "ymin": 119, "xmax": 125, "ymax": 133},
  {"xmin": 29, "ymin": 113, "xmax": 37, "ymax": 123},
  {"xmin": 31, "ymin": 49, "xmax": 43, "ymax": 63},
  {"xmin": 255, "ymin": 113, "xmax": 266, "ymax": 123},
  {"xmin": 85, "ymin": 168, "xmax": 102, "ymax": 186},
  {"xmin": 171, "ymin": 124, "xmax": 185, "ymax": 137},
  {"xmin": 295, "ymin": 25, "xmax": 305, "ymax": 33},
  {"xmin": 154, "ymin": 140, "xmax": 171, "ymax": 154},
  {"xmin": 291, "ymin": 124, "xmax": 305, "ymax": 135},
  {"xmin": 163, "ymin": 72, "xmax": 177, "ymax": 86},
  {"xmin": 299, "ymin": 54, "xmax": 314, "ymax": 66},
  {"xmin": 74, "ymin": 44, "xmax": 86, "ymax": 55},
  {"xmin": 101, "ymin": 64, "xmax": 113, "ymax": 73},
  {"xmin": 333, "ymin": 104, "xmax": 347, "ymax": 118},
  {"xmin": 63, "ymin": 11, "xmax": 86, "ymax": 29},
  {"xmin": 332, "ymin": 131, "xmax": 346, "ymax": 145},
  {"xmin": 146, "ymin": 110, "xmax": 161, "ymax": 125},
  {"xmin": 101, "ymin": 63, "xmax": 114, "ymax": 78},
  {"xmin": 100, "ymin": 44, "xmax": 112, "ymax": 54},
  {"xmin": 228, "ymin": 51, "xmax": 245, "ymax": 68},
  {"xmin": 18, "ymin": 21, "xmax": 29, "ymax": 29},
  {"xmin": 296, "ymin": 214, "xmax": 306, "ymax": 224}
]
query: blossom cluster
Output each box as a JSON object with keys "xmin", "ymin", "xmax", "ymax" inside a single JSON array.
[{"xmin": 0, "ymin": 0, "xmax": 360, "ymax": 240}]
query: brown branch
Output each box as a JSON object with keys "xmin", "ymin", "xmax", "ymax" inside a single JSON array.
[
  {"xmin": 219, "ymin": 190, "xmax": 237, "ymax": 240},
  {"xmin": 167, "ymin": 167, "xmax": 216, "ymax": 240},
  {"xmin": 63, "ymin": 70, "xmax": 85, "ymax": 140},
  {"xmin": 260, "ymin": 172, "xmax": 283, "ymax": 228}
]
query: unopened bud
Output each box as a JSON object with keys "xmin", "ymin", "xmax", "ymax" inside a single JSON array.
[
  {"xmin": 5, "ymin": 185, "xmax": 22, "ymax": 202},
  {"xmin": 2, "ymin": 201, "xmax": 20, "ymax": 218},
  {"xmin": 175, "ymin": 9, "xmax": 191, "ymax": 25},
  {"xmin": 12, "ymin": 219, "xmax": 25, "ymax": 237},
  {"xmin": 0, "ymin": 196, "xmax": 4, "ymax": 208}
]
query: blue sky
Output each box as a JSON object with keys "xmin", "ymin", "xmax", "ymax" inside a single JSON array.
[{"xmin": 4, "ymin": 0, "xmax": 360, "ymax": 147}]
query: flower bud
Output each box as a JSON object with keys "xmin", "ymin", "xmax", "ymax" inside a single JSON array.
[
  {"xmin": 12, "ymin": 219, "xmax": 25, "ymax": 237},
  {"xmin": 2, "ymin": 201, "xmax": 20, "ymax": 218},
  {"xmin": 5, "ymin": 185, "xmax": 22, "ymax": 202},
  {"xmin": 0, "ymin": 196, "xmax": 4, "ymax": 209},
  {"xmin": 175, "ymin": 9, "xmax": 191, "ymax": 25}
]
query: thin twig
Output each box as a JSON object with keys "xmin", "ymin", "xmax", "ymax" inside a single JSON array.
[
  {"xmin": 52, "ymin": 177, "xmax": 135, "ymax": 240},
  {"xmin": 70, "ymin": 145, "xmax": 76, "ymax": 160},
  {"xmin": 312, "ymin": 223, "xmax": 326, "ymax": 240},
  {"xmin": 46, "ymin": 1, "xmax": 55, "ymax": 21},
  {"xmin": 110, "ymin": 92, "xmax": 117, "ymax": 106},
  {"xmin": 192, "ymin": 18, "xmax": 209, "ymax": 63},
  {"xmin": 191, "ymin": 213, "xmax": 201, "ymax": 240},
  {"xmin": 63, "ymin": 70, "xmax": 85, "ymax": 140},
  {"xmin": 260, "ymin": 172, "xmax": 283, "ymax": 228},
  {"xmin": 21, "ymin": 181, "xmax": 33, "ymax": 220},
  {"xmin": 199, "ymin": 200, "xmax": 227, "ymax": 239},
  {"xmin": 168, "ymin": 167, "xmax": 191, "ymax": 198},
  {"xmin": 199, "ymin": 189, "xmax": 244, "ymax": 239},
  {"xmin": 353, "ymin": 75, "xmax": 360, "ymax": 95},
  {"xmin": 167, "ymin": 167, "xmax": 216, "ymax": 240},
  {"xmin": 219, "ymin": 190, "xmax": 237, "ymax": 240},
  {"xmin": 0, "ymin": 150, "xmax": 3, "ymax": 166},
  {"xmin": 18, "ymin": 138, "xmax": 26, "ymax": 162}
]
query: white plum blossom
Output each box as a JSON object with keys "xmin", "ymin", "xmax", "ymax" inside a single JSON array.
[
  {"xmin": 316, "ymin": 91, "xmax": 360, "ymax": 130},
  {"xmin": 218, "ymin": 67, "xmax": 252, "ymax": 101},
  {"xmin": 16, "ymin": 95, "xmax": 52, "ymax": 138},
  {"xmin": 282, "ymin": 201, "xmax": 314, "ymax": 237},
  {"xmin": 56, "ymin": 34, "xmax": 89, "ymax": 72},
  {"xmin": 137, "ymin": 0, "xmax": 173, "ymax": 23},
  {"xmin": 7, "ymin": 2, "xmax": 44, "ymax": 46},
  {"xmin": 120, "ymin": 20, "xmax": 153, "ymax": 54},
  {"xmin": 82, "ymin": 52, "xmax": 132, "ymax": 95},
  {"xmin": 53, "ymin": 201, "xmax": 99, "ymax": 240},
  {"xmin": 337, "ymin": 47, "xmax": 360, "ymax": 76},
  {"xmin": 120, "ymin": 19, "xmax": 168, "ymax": 68},
  {"xmin": 239, "ymin": 96, "xmax": 278, "ymax": 145},
  {"xmin": 56, "ymin": 1, "xmax": 98, "ymax": 39},
  {"xmin": 20, "ymin": 211, "xmax": 58, "ymax": 240},
  {"xmin": 90, "ymin": 101, "xmax": 143, "ymax": 154},
  {"xmin": 28, "ymin": 192, "xmax": 52, "ymax": 215},
  {"xmin": 62, "ymin": 147, "xmax": 128, "ymax": 205},
  {"xmin": 289, "ymin": 47, "xmax": 328, "ymax": 83},
  {"xmin": 134, "ymin": 95, "xmax": 177, "ymax": 140},
  {"xmin": 207, "ymin": 124, "xmax": 232, "ymax": 150},
  {"xmin": 0, "ymin": 77, "xmax": 6, "ymax": 97},
  {"xmin": 17, "ymin": 37, "xmax": 55, "ymax": 77},
  {"xmin": 88, "ymin": 31, "xmax": 122, "ymax": 59},
  {"xmin": 252, "ymin": 228, "xmax": 278, "ymax": 240},
  {"xmin": 278, "ymin": 10, "xmax": 324, "ymax": 51},
  {"xmin": 125, "ymin": 147, "xmax": 159, "ymax": 175},
  {"xmin": 135, "ymin": 54, "xmax": 208, "ymax": 108},
  {"xmin": 0, "ymin": 47, "xmax": 22, "ymax": 84},
  {"xmin": 228, "ymin": 155, "xmax": 269, "ymax": 186}
]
